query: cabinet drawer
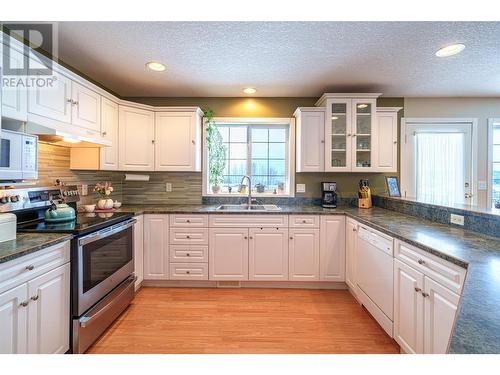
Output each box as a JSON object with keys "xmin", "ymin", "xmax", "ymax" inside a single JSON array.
[
  {"xmin": 209, "ymin": 214, "xmax": 288, "ymax": 228},
  {"xmin": 395, "ymin": 239, "xmax": 466, "ymax": 294},
  {"xmin": 169, "ymin": 263, "xmax": 208, "ymax": 280},
  {"xmin": 169, "ymin": 228, "xmax": 208, "ymax": 245},
  {"xmin": 169, "ymin": 214, "xmax": 208, "ymax": 228},
  {"xmin": 0, "ymin": 241, "xmax": 70, "ymax": 294},
  {"xmin": 169, "ymin": 245, "xmax": 208, "ymax": 263},
  {"xmin": 289, "ymin": 215, "xmax": 320, "ymax": 228}
]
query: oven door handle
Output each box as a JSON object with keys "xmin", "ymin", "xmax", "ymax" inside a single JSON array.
[{"xmin": 78, "ymin": 219, "xmax": 136, "ymax": 246}]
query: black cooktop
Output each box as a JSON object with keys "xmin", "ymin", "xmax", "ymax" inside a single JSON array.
[{"xmin": 17, "ymin": 211, "xmax": 134, "ymax": 236}]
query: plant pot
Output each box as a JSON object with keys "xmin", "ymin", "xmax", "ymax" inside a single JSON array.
[
  {"xmin": 97, "ymin": 198, "xmax": 114, "ymax": 210},
  {"xmin": 211, "ymin": 185, "xmax": 221, "ymax": 194}
]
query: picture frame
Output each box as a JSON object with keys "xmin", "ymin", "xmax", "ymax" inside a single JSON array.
[{"xmin": 385, "ymin": 176, "xmax": 401, "ymax": 197}]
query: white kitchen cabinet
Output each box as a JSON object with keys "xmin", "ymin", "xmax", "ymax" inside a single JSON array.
[
  {"xmin": 1, "ymin": 43, "xmax": 28, "ymax": 121},
  {"xmin": 209, "ymin": 228, "xmax": 249, "ymax": 281},
  {"xmin": 133, "ymin": 215, "xmax": 144, "ymax": 290},
  {"xmin": 374, "ymin": 107, "xmax": 400, "ymax": 172},
  {"xmin": 394, "ymin": 259, "xmax": 425, "ymax": 354},
  {"xmin": 319, "ymin": 215, "xmax": 346, "ymax": 281},
  {"xmin": 100, "ymin": 97, "xmax": 119, "ymax": 170},
  {"xmin": 288, "ymin": 228, "xmax": 320, "ymax": 281},
  {"xmin": 345, "ymin": 218, "xmax": 358, "ymax": 291},
  {"xmin": 294, "ymin": 107, "xmax": 325, "ymax": 172},
  {"xmin": 143, "ymin": 214, "xmax": 169, "ymax": 280},
  {"xmin": 315, "ymin": 93, "xmax": 381, "ymax": 172},
  {"xmin": 27, "ymin": 263, "xmax": 70, "ymax": 354},
  {"xmin": 28, "ymin": 71, "xmax": 72, "ymax": 124},
  {"xmin": 155, "ymin": 111, "xmax": 202, "ymax": 172},
  {"xmin": 423, "ymin": 276, "xmax": 460, "ymax": 354},
  {"xmin": 118, "ymin": 105, "xmax": 155, "ymax": 171},
  {"xmin": 249, "ymin": 227, "xmax": 289, "ymax": 281},
  {"xmin": 0, "ymin": 283, "xmax": 28, "ymax": 354},
  {"xmin": 71, "ymin": 81, "xmax": 101, "ymax": 134}
]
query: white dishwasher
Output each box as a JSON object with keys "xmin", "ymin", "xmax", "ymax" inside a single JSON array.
[{"xmin": 356, "ymin": 225, "xmax": 394, "ymax": 335}]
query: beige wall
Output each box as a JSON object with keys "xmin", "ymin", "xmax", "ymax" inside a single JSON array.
[{"xmin": 404, "ymin": 97, "xmax": 500, "ymax": 208}]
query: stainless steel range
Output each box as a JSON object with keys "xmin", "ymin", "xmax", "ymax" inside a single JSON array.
[{"xmin": 3, "ymin": 185, "xmax": 136, "ymax": 353}]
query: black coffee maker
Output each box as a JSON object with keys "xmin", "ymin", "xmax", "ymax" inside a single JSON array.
[{"xmin": 321, "ymin": 182, "xmax": 337, "ymax": 208}]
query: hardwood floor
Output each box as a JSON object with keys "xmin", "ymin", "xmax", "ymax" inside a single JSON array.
[{"xmin": 86, "ymin": 287, "xmax": 399, "ymax": 354}]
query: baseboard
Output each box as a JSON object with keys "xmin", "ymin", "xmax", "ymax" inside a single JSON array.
[{"xmin": 141, "ymin": 279, "xmax": 348, "ymax": 290}]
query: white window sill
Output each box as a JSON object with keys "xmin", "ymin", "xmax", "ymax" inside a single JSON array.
[{"xmin": 203, "ymin": 193, "xmax": 294, "ymax": 198}]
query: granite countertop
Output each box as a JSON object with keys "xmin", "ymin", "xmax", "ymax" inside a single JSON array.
[
  {"xmin": 119, "ymin": 203, "xmax": 500, "ymax": 353},
  {"xmin": 0, "ymin": 232, "xmax": 73, "ymax": 264}
]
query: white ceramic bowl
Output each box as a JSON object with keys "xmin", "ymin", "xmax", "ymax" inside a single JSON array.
[
  {"xmin": 113, "ymin": 201, "xmax": 122, "ymax": 208},
  {"xmin": 83, "ymin": 204, "xmax": 96, "ymax": 213}
]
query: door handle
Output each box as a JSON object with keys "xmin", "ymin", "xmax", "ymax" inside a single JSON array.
[{"xmin": 465, "ymin": 193, "xmax": 473, "ymax": 199}]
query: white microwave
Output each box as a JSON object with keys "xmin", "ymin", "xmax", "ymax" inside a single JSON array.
[{"xmin": 0, "ymin": 130, "xmax": 38, "ymax": 181}]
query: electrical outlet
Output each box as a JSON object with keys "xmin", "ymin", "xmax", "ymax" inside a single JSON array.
[
  {"xmin": 296, "ymin": 184, "xmax": 306, "ymax": 193},
  {"xmin": 450, "ymin": 214, "xmax": 464, "ymax": 226},
  {"xmin": 81, "ymin": 184, "xmax": 88, "ymax": 196},
  {"xmin": 165, "ymin": 182, "xmax": 172, "ymax": 192}
]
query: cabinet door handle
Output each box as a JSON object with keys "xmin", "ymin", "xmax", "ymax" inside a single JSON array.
[
  {"xmin": 25, "ymin": 265, "xmax": 35, "ymax": 271},
  {"xmin": 393, "ymin": 141, "xmax": 397, "ymax": 144},
  {"xmin": 417, "ymin": 259, "xmax": 426, "ymax": 265},
  {"xmin": 186, "ymin": 253, "xmax": 190, "ymax": 257},
  {"xmin": 289, "ymin": 236, "xmax": 293, "ymax": 240},
  {"xmin": 19, "ymin": 301, "xmax": 29, "ymax": 307},
  {"xmin": 321, "ymin": 140, "xmax": 325, "ymax": 143},
  {"xmin": 66, "ymin": 98, "xmax": 72, "ymax": 104},
  {"xmin": 186, "ymin": 235, "xmax": 191, "ymax": 239},
  {"xmin": 249, "ymin": 236, "xmax": 253, "ymax": 239},
  {"xmin": 73, "ymin": 101, "xmax": 79, "ymax": 106},
  {"xmin": 186, "ymin": 271, "xmax": 190, "ymax": 274},
  {"xmin": 30, "ymin": 295, "xmax": 39, "ymax": 301},
  {"xmin": 186, "ymin": 219, "xmax": 191, "ymax": 223},
  {"xmin": 102, "ymin": 131, "xmax": 107, "ymax": 136},
  {"xmin": 352, "ymin": 228, "xmax": 357, "ymax": 232},
  {"xmin": 151, "ymin": 140, "xmax": 155, "ymax": 144},
  {"xmin": 414, "ymin": 287, "xmax": 422, "ymax": 293},
  {"xmin": 422, "ymin": 292, "xmax": 429, "ymax": 298},
  {"xmin": 244, "ymin": 236, "xmax": 248, "ymax": 239},
  {"xmin": 191, "ymin": 140, "xmax": 195, "ymax": 144}
]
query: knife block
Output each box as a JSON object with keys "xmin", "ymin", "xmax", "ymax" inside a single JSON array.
[{"xmin": 358, "ymin": 197, "xmax": 372, "ymax": 209}]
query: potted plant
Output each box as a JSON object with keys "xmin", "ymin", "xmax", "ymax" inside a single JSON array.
[
  {"xmin": 94, "ymin": 181, "xmax": 114, "ymax": 210},
  {"xmin": 204, "ymin": 109, "xmax": 226, "ymax": 194}
]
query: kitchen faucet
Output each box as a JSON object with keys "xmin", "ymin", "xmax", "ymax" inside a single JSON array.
[{"xmin": 240, "ymin": 175, "xmax": 252, "ymax": 206}]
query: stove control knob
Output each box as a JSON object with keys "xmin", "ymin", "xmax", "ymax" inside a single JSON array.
[
  {"xmin": 1, "ymin": 197, "xmax": 9, "ymax": 204},
  {"xmin": 10, "ymin": 195, "xmax": 19, "ymax": 203},
  {"xmin": 63, "ymin": 191, "xmax": 68, "ymax": 196}
]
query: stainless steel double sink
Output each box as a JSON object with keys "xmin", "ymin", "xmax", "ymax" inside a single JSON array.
[{"xmin": 215, "ymin": 204, "xmax": 281, "ymax": 212}]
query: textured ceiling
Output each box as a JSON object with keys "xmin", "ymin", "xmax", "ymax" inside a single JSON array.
[{"xmin": 56, "ymin": 22, "xmax": 500, "ymax": 97}]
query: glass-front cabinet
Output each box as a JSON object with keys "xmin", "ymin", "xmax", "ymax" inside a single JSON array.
[{"xmin": 321, "ymin": 94, "xmax": 379, "ymax": 172}]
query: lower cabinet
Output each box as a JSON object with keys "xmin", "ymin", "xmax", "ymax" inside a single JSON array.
[
  {"xmin": 209, "ymin": 228, "xmax": 249, "ymax": 281},
  {"xmin": 143, "ymin": 214, "xmax": 169, "ymax": 280},
  {"xmin": 345, "ymin": 218, "xmax": 358, "ymax": 291},
  {"xmin": 0, "ymin": 244, "xmax": 70, "ymax": 355},
  {"xmin": 394, "ymin": 258, "xmax": 460, "ymax": 354},
  {"xmin": 288, "ymin": 228, "xmax": 320, "ymax": 281},
  {"xmin": 133, "ymin": 215, "xmax": 144, "ymax": 289},
  {"xmin": 319, "ymin": 215, "xmax": 346, "ymax": 281},
  {"xmin": 249, "ymin": 228, "xmax": 289, "ymax": 281}
]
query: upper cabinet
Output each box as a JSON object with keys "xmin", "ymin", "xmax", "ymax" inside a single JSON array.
[
  {"xmin": 374, "ymin": 107, "xmax": 401, "ymax": 173},
  {"xmin": 71, "ymin": 81, "xmax": 101, "ymax": 134},
  {"xmin": 1, "ymin": 41, "xmax": 28, "ymax": 121},
  {"xmin": 100, "ymin": 97, "xmax": 119, "ymax": 170},
  {"xmin": 155, "ymin": 110, "xmax": 202, "ymax": 172},
  {"xmin": 294, "ymin": 107, "xmax": 325, "ymax": 172},
  {"xmin": 118, "ymin": 105, "xmax": 155, "ymax": 171}
]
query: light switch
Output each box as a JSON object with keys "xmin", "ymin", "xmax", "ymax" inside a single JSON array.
[
  {"xmin": 296, "ymin": 184, "xmax": 306, "ymax": 193},
  {"xmin": 165, "ymin": 183, "xmax": 172, "ymax": 192},
  {"xmin": 81, "ymin": 184, "xmax": 88, "ymax": 196}
]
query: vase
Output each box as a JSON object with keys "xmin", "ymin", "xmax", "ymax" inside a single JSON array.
[
  {"xmin": 97, "ymin": 198, "xmax": 114, "ymax": 210},
  {"xmin": 211, "ymin": 185, "xmax": 221, "ymax": 194}
]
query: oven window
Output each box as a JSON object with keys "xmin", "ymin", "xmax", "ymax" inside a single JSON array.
[
  {"xmin": 82, "ymin": 226, "xmax": 133, "ymax": 293},
  {"xmin": 0, "ymin": 139, "xmax": 10, "ymax": 168}
]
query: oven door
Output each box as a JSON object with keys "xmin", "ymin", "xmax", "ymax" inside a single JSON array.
[
  {"xmin": 0, "ymin": 130, "xmax": 23, "ymax": 180},
  {"xmin": 75, "ymin": 219, "xmax": 135, "ymax": 316}
]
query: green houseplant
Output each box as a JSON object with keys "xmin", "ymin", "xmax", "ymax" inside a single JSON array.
[{"xmin": 204, "ymin": 109, "xmax": 226, "ymax": 194}]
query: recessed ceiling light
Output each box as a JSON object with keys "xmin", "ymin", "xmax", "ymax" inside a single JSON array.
[
  {"xmin": 146, "ymin": 61, "xmax": 166, "ymax": 72},
  {"xmin": 435, "ymin": 44, "xmax": 465, "ymax": 57},
  {"xmin": 357, "ymin": 104, "xmax": 368, "ymax": 109},
  {"xmin": 243, "ymin": 87, "xmax": 257, "ymax": 94}
]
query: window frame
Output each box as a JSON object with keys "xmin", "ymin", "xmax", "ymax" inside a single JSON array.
[
  {"xmin": 487, "ymin": 118, "xmax": 500, "ymax": 207},
  {"xmin": 202, "ymin": 117, "xmax": 295, "ymax": 197}
]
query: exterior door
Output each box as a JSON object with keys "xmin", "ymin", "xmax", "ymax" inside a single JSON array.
[
  {"xmin": 71, "ymin": 81, "xmax": 101, "ymax": 134},
  {"xmin": 423, "ymin": 276, "xmax": 460, "ymax": 354},
  {"xmin": 345, "ymin": 218, "xmax": 358, "ymax": 290},
  {"xmin": 249, "ymin": 228, "xmax": 289, "ymax": 281},
  {"xmin": 325, "ymin": 99, "xmax": 352, "ymax": 171},
  {"xmin": 118, "ymin": 105, "xmax": 155, "ymax": 171},
  {"xmin": 28, "ymin": 70, "xmax": 72, "ymax": 123},
  {"xmin": 209, "ymin": 228, "xmax": 248, "ymax": 281},
  {"xmin": 155, "ymin": 112, "xmax": 198, "ymax": 171},
  {"xmin": 288, "ymin": 228, "xmax": 320, "ymax": 281},
  {"xmin": 100, "ymin": 97, "xmax": 119, "ymax": 170},
  {"xmin": 27, "ymin": 263, "xmax": 70, "ymax": 354},
  {"xmin": 143, "ymin": 215, "xmax": 169, "ymax": 280},
  {"xmin": 394, "ymin": 259, "xmax": 424, "ymax": 354},
  {"xmin": 319, "ymin": 215, "xmax": 346, "ymax": 281},
  {"xmin": 0, "ymin": 283, "xmax": 28, "ymax": 354}
]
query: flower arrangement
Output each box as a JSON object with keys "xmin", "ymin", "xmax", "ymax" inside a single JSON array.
[{"xmin": 94, "ymin": 182, "xmax": 114, "ymax": 198}]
